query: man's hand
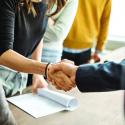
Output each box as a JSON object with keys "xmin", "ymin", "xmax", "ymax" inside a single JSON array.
[{"xmin": 90, "ymin": 52, "xmax": 101, "ymax": 63}]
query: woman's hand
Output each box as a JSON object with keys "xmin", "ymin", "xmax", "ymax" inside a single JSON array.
[{"xmin": 32, "ymin": 74, "xmax": 48, "ymax": 93}]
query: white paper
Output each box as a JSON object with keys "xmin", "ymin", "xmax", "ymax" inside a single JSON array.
[{"xmin": 7, "ymin": 88, "xmax": 79, "ymax": 118}]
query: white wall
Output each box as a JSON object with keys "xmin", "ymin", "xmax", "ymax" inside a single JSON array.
[{"xmin": 108, "ymin": 0, "xmax": 125, "ymax": 42}]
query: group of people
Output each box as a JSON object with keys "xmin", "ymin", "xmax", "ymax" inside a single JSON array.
[{"xmin": 0, "ymin": 0, "xmax": 124, "ymax": 125}]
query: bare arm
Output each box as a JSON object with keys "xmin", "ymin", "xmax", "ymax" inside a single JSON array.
[
  {"xmin": 0, "ymin": 49, "xmax": 46, "ymax": 75},
  {"xmin": 31, "ymin": 39, "xmax": 48, "ymax": 92},
  {"xmin": 31, "ymin": 39, "xmax": 43, "ymax": 62}
]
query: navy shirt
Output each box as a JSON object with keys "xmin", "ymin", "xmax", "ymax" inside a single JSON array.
[{"xmin": 0, "ymin": 0, "xmax": 48, "ymax": 57}]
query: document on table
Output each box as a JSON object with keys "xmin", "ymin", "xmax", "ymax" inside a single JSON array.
[{"xmin": 7, "ymin": 88, "xmax": 79, "ymax": 118}]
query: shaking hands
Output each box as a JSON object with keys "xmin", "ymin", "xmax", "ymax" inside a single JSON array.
[{"xmin": 47, "ymin": 60, "xmax": 78, "ymax": 91}]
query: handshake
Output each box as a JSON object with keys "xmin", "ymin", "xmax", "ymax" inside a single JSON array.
[{"xmin": 46, "ymin": 60, "xmax": 79, "ymax": 91}]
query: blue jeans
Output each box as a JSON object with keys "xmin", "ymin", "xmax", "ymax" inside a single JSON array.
[
  {"xmin": 0, "ymin": 66, "xmax": 28, "ymax": 97},
  {"xmin": 0, "ymin": 66, "xmax": 28, "ymax": 125}
]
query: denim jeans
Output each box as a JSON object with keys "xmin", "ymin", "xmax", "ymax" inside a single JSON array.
[
  {"xmin": 0, "ymin": 66, "xmax": 28, "ymax": 125},
  {"xmin": 0, "ymin": 66, "xmax": 28, "ymax": 97}
]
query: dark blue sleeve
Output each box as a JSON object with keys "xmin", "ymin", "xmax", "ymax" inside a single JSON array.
[
  {"xmin": 0, "ymin": 0, "xmax": 16, "ymax": 55},
  {"xmin": 75, "ymin": 60, "xmax": 125, "ymax": 92}
]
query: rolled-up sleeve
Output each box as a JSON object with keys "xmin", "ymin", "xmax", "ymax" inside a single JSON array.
[
  {"xmin": 75, "ymin": 61, "xmax": 123, "ymax": 92},
  {"xmin": 0, "ymin": 0, "xmax": 15, "ymax": 55}
]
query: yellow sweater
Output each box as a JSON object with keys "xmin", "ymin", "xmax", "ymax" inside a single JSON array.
[{"xmin": 64, "ymin": 0, "xmax": 112, "ymax": 51}]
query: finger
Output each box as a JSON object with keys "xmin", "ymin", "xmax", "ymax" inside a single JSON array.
[
  {"xmin": 51, "ymin": 80, "xmax": 56, "ymax": 86},
  {"xmin": 58, "ymin": 71, "xmax": 74, "ymax": 87},
  {"xmin": 55, "ymin": 85, "xmax": 62, "ymax": 90},
  {"xmin": 50, "ymin": 72, "xmax": 67, "ymax": 90},
  {"xmin": 61, "ymin": 59, "xmax": 74, "ymax": 65},
  {"xmin": 51, "ymin": 80, "xmax": 62, "ymax": 90},
  {"xmin": 64, "ymin": 86, "xmax": 73, "ymax": 92},
  {"xmin": 49, "ymin": 70, "xmax": 74, "ymax": 91},
  {"xmin": 53, "ymin": 71, "xmax": 74, "ymax": 90}
]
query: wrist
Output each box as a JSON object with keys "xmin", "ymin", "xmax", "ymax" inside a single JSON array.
[{"xmin": 44, "ymin": 62, "xmax": 52, "ymax": 79}]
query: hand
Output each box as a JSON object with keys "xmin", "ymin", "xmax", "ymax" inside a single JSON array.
[
  {"xmin": 32, "ymin": 74, "xmax": 48, "ymax": 93},
  {"xmin": 61, "ymin": 59, "xmax": 75, "ymax": 65},
  {"xmin": 90, "ymin": 53, "xmax": 101, "ymax": 63},
  {"xmin": 48, "ymin": 61, "xmax": 78, "ymax": 91},
  {"xmin": 50, "ymin": 70, "xmax": 75, "ymax": 91}
]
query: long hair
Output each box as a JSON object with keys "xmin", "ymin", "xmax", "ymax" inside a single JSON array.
[{"xmin": 22, "ymin": 0, "xmax": 67, "ymax": 17}]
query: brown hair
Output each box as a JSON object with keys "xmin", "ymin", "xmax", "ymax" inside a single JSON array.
[{"xmin": 22, "ymin": 0, "xmax": 67, "ymax": 17}]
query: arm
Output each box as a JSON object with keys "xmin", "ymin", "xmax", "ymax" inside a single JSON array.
[
  {"xmin": 31, "ymin": 39, "xmax": 43, "ymax": 62},
  {"xmin": 0, "ymin": 0, "xmax": 46, "ymax": 75},
  {"xmin": 31, "ymin": 39, "xmax": 48, "ymax": 92},
  {"xmin": 76, "ymin": 61, "xmax": 125, "ymax": 92},
  {"xmin": 48, "ymin": 60, "xmax": 125, "ymax": 92},
  {"xmin": 0, "ymin": 49, "xmax": 46, "ymax": 74},
  {"xmin": 43, "ymin": 0, "xmax": 78, "ymax": 42},
  {"xmin": 96, "ymin": 0, "xmax": 112, "ymax": 51},
  {"xmin": 91, "ymin": 0, "xmax": 112, "ymax": 63}
]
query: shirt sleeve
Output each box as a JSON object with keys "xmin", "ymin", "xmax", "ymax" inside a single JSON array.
[
  {"xmin": 75, "ymin": 61, "xmax": 125, "ymax": 92},
  {"xmin": 43, "ymin": 0, "xmax": 78, "ymax": 43},
  {"xmin": 96, "ymin": 0, "xmax": 112, "ymax": 51},
  {"xmin": 0, "ymin": 0, "xmax": 16, "ymax": 55}
]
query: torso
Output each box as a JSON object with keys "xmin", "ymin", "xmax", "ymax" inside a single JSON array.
[{"xmin": 14, "ymin": 0, "xmax": 48, "ymax": 57}]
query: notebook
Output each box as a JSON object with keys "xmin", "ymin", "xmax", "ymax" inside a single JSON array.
[{"xmin": 7, "ymin": 88, "xmax": 79, "ymax": 118}]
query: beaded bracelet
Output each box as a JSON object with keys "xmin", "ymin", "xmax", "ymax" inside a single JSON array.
[{"xmin": 44, "ymin": 62, "xmax": 51, "ymax": 79}]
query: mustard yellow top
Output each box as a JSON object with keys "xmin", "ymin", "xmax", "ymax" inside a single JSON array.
[{"xmin": 64, "ymin": 0, "xmax": 112, "ymax": 51}]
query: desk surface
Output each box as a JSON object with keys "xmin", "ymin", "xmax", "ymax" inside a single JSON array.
[
  {"xmin": 9, "ymin": 47, "xmax": 125, "ymax": 125},
  {"xmin": 102, "ymin": 46, "xmax": 125, "ymax": 63},
  {"xmin": 9, "ymin": 88, "xmax": 125, "ymax": 125}
]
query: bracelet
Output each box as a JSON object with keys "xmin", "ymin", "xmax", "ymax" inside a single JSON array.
[{"xmin": 44, "ymin": 62, "xmax": 51, "ymax": 79}]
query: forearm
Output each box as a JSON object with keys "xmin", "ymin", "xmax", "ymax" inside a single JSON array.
[
  {"xmin": 31, "ymin": 40, "xmax": 44, "ymax": 78},
  {"xmin": 0, "ymin": 49, "xmax": 46, "ymax": 74},
  {"xmin": 32, "ymin": 40, "xmax": 43, "ymax": 61},
  {"xmin": 75, "ymin": 61, "xmax": 124, "ymax": 92}
]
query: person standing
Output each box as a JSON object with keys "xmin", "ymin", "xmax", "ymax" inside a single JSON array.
[
  {"xmin": 42, "ymin": 0, "xmax": 78, "ymax": 63},
  {"xmin": 62, "ymin": 0, "xmax": 112, "ymax": 65},
  {"xmin": 0, "ymin": 0, "xmax": 66, "ymax": 124}
]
